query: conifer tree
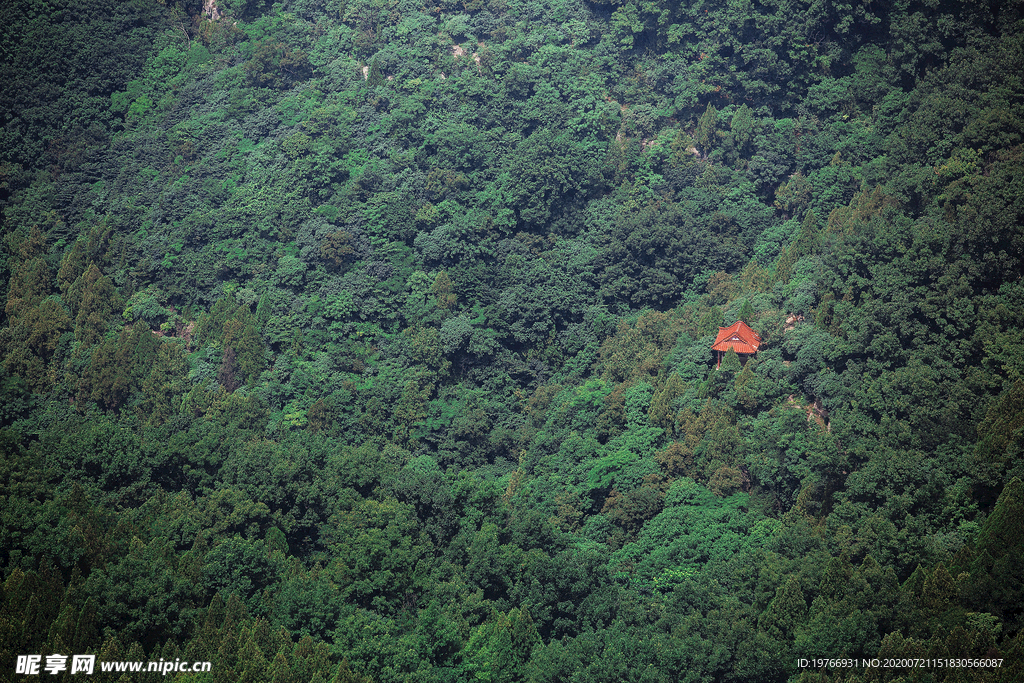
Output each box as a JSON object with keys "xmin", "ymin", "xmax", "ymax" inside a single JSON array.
[
  {"xmin": 73, "ymin": 265, "xmax": 122, "ymax": 345},
  {"xmin": 695, "ymin": 104, "xmax": 718, "ymax": 156},
  {"xmin": 963, "ymin": 478, "xmax": 1024, "ymax": 629},
  {"xmin": 760, "ymin": 577, "xmax": 807, "ymax": 641},
  {"xmin": 818, "ymin": 555, "xmax": 853, "ymax": 602}
]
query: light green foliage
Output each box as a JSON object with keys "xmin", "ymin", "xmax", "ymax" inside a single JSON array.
[
  {"xmin": 274, "ymin": 254, "xmax": 307, "ymax": 287},
  {"xmin": 460, "ymin": 607, "xmax": 541, "ymax": 683},
  {"xmin": 2, "ymin": 0, "xmax": 1024, "ymax": 677},
  {"xmin": 611, "ymin": 480, "xmax": 759, "ymax": 587}
]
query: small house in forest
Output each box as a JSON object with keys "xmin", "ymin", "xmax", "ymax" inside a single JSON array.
[{"xmin": 712, "ymin": 321, "xmax": 761, "ymax": 368}]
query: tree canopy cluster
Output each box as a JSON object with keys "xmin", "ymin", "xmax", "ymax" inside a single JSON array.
[{"xmin": 2, "ymin": 0, "xmax": 1023, "ymax": 678}]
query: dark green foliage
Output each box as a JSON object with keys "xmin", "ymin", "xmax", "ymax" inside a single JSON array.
[
  {"xmin": 244, "ymin": 42, "xmax": 312, "ymax": 90},
  {"xmin": 2, "ymin": 0, "xmax": 1024, "ymax": 678}
]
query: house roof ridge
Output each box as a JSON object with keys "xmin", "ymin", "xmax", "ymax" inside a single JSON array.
[{"xmin": 711, "ymin": 320, "xmax": 761, "ymax": 353}]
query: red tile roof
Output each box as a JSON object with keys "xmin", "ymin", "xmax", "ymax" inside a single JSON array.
[{"xmin": 712, "ymin": 321, "xmax": 761, "ymax": 355}]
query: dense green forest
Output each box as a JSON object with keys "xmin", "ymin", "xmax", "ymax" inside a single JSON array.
[{"xmin": 2, "ymin": 0, "xmax": 1024, "ymax": 677}]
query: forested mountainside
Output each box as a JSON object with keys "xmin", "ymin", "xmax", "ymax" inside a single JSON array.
[{"xmin": 2, "ymin": 0, "xmax": 1023, "ymax": 678}]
